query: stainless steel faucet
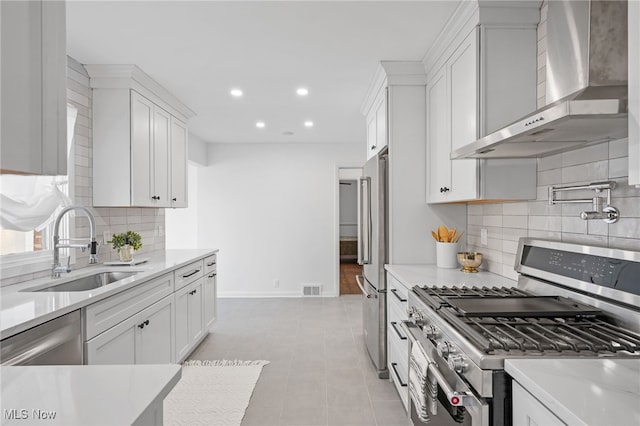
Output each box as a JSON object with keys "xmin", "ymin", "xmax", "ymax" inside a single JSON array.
[{"xmin": 52, "ymin": 206, "xmax": 99, "ymax": 278}]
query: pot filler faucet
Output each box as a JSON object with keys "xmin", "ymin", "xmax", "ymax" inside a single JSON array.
[{"xmin": 51, "ymin": 206, "xmax": 99, "ymax": 278}]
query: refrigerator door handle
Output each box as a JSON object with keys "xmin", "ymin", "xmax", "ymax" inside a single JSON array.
[
  {"xmin": 355, "ymin": 275, "xmax": 372, "ymax": 298},
  {"xmin": 358, "ymin": 177, "xmax": 372, "ymax": 265}
]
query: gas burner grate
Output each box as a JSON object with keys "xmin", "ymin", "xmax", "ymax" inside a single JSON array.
[{"xmin": 461, "ymin": 316, "xmax": 640, "ymax": 355}]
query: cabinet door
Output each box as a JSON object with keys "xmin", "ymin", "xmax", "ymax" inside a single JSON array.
[
  {"xmin": 366, "ymin": 111, "xmax": 377, "ymax": 159},
  {"xmin": 170, "ymin": 117, "xmax": 188, "ymax": 208},
  {"xmin": 203, "ymin": 271, "xmax": 217, "ymax": 330},
  {"xmin": 448, "ymin": 27, "xmax": 479, "ymax": 201},
  {"xmin": 174, "ymin": 284, "xmax": 191, "ymax": 362},
  {"xmin": 188, "ymin": 279, "xmax": 204, "ymax": 344},
  {"xmin": 375, "ymin": 89, "xmax": 388, "ymax": 152},
  {"xmin": 426, "ymin": 68, "xmax": 450, "ymax": 203},
  {"xmin": 131, "ymin": 91, "xmax": 155, "ymax": 206},
  {"xmin": 135, "ymin": 296, "xmax": 173, "ymax": 364},
  {"xmin": 0, "ymin": 0, "xmax": 66, "ymax": 175},
  {"xmin": 85, "ymin": 319, "xmax": 136, "ymax": 365},
  {"xmin": 153, "ymin": 107, "xmax": 171, "ymax": 207}
]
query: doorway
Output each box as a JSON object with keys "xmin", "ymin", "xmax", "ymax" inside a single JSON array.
[{"xmin": 338, "ymin": 168, "xmax": 363, "ymax": 295}]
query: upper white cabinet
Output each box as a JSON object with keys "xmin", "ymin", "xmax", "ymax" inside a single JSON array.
[
  {"xmin": 630, "ymin": 0, "xmax": 639, "ymax": 187},
  {"xmin": 0, "ymin": 0, "xmax": 67, "ymax": 175},
  {"xmin": 365, "ymin": 88, "xmax": 388, "ymax": 159},
  {"xmin": 425, "ymin": 2, "xmax": 540, "ymax": 203},
  {"xmin": 87, "ymin": 65, "xmax": 195, "ymax": 207}
]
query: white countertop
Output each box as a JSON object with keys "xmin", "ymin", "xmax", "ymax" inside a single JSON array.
[
  {"xmin": 1, "ymin": 249, "xmax": 218, "ymax": 339},
  {"xmin": 385, "ymin": 264, "xmax": 517, "ymax": 288},
  {"xmin": 1, "ymin": 364, "xmax": 181, "ymax": 425},
  {"xmin": 506, "ymin": 359, "xmax": 640, "ymax": 426}
]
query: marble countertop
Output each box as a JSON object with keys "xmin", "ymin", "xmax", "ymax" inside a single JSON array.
[
  {"xmin": 385, "ymin": 264, "xmax": 517, "ymax": 288},
  {"xmin": 506, "ymin": 359, "xmax": 640, "ymax": 426},
  {"xmin": 1, "ymin": 249, "xmax": 218, "ymax": 339},
  {"xmin": 1, "ymin": 364, "xmax": 181, "ymax": 425}
]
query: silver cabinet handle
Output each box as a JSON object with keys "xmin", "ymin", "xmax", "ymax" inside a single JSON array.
[{"xmin": 355, "ymin": 275, "xmax": 371, "ymax": 298}]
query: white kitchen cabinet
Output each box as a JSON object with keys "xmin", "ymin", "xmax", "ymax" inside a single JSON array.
[
  {"xmin": 170, "ymin": 117, "xmax": 189, "ymax": 207},
  {"xmin": 87, "ymin": 65, "xmax": 194, "ymax": 207},
  {"xmin": 85, "ymin": 295, "xmax": 173, "ymax": 365},
  {"xmin": 424, "ymin": 3, "xmax": 539, "ymax": 203},
  {"xmin": 630, "ymin": 0, "xmax": 640, "ymax": 187},
  {"xmin": 0, "ymin": 0, "xmax": 67, "ymax": 175},
  {"xmin": 130, "ymin": 91, "xmax": 171, "ymax": 207},
  {"xmin": 203, "ymin": 255, "xmax": 218, "ymax": 330},
  {"xmin": 365, "ymin": 87, "xmax": 388, "ymax": 160},
  {"xmin": 174, "ymin": 278, "xmax": 204, "ymax": 362},
  {"xmin": 512, "ymin": 381, "xmax": 566, "ymax": 426}
]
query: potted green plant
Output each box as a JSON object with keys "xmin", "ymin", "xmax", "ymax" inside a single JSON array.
[{"xmin": 108, "ymin": 230, "xmax": 142, "ymax": 262}]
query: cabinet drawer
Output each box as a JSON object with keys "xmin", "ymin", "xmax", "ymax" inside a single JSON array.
[
  {"xmin": 84, "ymin": 273, "xmax": 173, "ymax": 340},
  {"xmin": 389, "ymin": 335, "xmax": 409, "ymax": 411},
  {"xmin": 204, "ymin": 254, "xmax": 217, "ymax": 274},
  {"xmin": 174, "ymin": 259, "xmax": 204, "ymax": 290},
  {"xmin": 388, "ymin": 275, "xmax": 409, "ymax": 313}
]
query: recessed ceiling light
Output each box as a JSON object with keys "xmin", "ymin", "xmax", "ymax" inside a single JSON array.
[
  {"xmin": 304, "ymin": 121, "xmax": 314, "ymax": 128},
  {"xmin": 230, "ymin": 89, "xmax": 243, "ymax": 97},
  {"xmin": 255, "ymin": 121, "xmax": 265, "ymax": 128},
  {"xmin": 296, "ymin": 87, "xmax": 309, "ymax": 96}
]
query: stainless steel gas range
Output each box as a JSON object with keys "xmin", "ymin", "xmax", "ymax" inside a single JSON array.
[{"xmin": 401, "ymin": 238, "xmax": 640, "ymax": 426}]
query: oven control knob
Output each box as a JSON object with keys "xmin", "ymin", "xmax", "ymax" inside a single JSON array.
[
  {"xmin": 422, "ymin": 325, "xmax": 439, "ymax": 339},
  {"xmin": 447, "ymin": 355, "xmax": 467, "ymax": 373},
  {"xmin": 436, "ymin": 341, "xmax": 456, "ymax": 358}
]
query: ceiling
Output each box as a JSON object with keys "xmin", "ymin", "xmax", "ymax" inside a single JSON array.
[{"xmin": 66, "ymin": 1, "xmax": 460, "ymax": 144}]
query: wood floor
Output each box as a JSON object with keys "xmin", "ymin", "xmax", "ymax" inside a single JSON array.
[{"xmin": 340, "ymin": 263, "xmax": 363, "ymax": 295}]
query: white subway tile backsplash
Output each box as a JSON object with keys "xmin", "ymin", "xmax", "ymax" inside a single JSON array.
[
  {"xmin": 561, "ymin": 144, "xmax": 608, "ymax": 167},
  {"xmin": 503, "ymin": 215, "xmax": 528, "ymax": 229},
  {"xmin": 483, "ymin": 215, "xmax": 503, "ymax": 227},
  {"xmin": 502, "ymin": 202, "xmax": 528, "ymax": 215},
  {"xmin": 562, "ymin": 160, "xmax": 608, "ymax": 184},
  {"xmin": 468, "ymin": 204, "xmax": 483, "ymax": 215},
  {"xmin": 538, "ymin": 168, "xmax": 562, "ymax": 186},
  {"xmin": 528, "ymin": 215, "xmax": 561, "ymax": 232},
  {"xmin": 609, "ymin": 157, "xmax": 628, "ymax": 179},
  {"xmin": 609, "ymin": 138, "xmax": 629, "ymax": 159}
]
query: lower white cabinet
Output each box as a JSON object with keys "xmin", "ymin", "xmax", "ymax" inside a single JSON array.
[
  {"xmin": 174, "ymin": 278, "xmax": 204, "ymax": 362},
  {"xmin": 85, "ymin": 295, "xmax": 173, "ymax": 365},
  {"xmin": 512, "ymin": 381, "xmax": 566, "ymax": 426},
  {"xmin": 203, "ymin": 270, "xmax": 217, "ymax": 330},
  {"xmin": 387, "ymin": 272, "xmax": 410, "ymax": 411}
]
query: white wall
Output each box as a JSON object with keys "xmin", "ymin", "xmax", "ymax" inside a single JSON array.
[{"xmin": 198, "ymin": 142, "xmax": 364, "ymax": 297}]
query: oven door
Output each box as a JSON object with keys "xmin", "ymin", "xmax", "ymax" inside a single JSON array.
[{"xmin": 401, "ymin": 321, "xmax": 489, "ymax": 426}]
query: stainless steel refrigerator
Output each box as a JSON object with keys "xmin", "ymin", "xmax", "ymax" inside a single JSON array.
[{"xmin": 356, "ymin": 149, "xmax": 388, "ymax": 379}]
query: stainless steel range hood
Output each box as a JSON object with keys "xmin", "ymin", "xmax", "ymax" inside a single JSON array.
[{"xmin": 452, "ymin": 0, "xmax": 628, "ymax": 160}]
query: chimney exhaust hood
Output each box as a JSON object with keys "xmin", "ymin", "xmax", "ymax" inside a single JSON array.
[{"xmin": 452, "ymin": 0, "xmax": 628, "ymax": 160}]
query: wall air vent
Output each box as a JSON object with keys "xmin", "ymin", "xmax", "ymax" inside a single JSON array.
[{"xmin": 302, "ymin": 284, "xmax": 321, "ymax": 297}]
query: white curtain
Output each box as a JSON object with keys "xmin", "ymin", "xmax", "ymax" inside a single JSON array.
[{"xmin": 0, "ymin": 104, "xmax": 76, "ymax": 231}]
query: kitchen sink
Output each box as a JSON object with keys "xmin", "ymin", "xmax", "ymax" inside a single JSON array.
[{"xmin": 31, "ymin": 271, "xmax": 139, "ymax": 292}]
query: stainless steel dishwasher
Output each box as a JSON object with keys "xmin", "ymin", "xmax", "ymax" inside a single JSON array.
[{"xmin": 1, "ymin": 310, "xmax": 83, "ymax": 365}]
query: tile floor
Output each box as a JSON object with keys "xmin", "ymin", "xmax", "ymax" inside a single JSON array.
[{"xmin": 190, "ymin": 295, "xmax": 412, "ymax": 426}]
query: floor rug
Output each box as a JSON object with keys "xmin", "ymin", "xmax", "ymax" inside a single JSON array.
[{"xmin": 164, "ymin": 360, "xmax": 270, "ymax": 426}]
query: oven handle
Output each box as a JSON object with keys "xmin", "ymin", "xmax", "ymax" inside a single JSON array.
[{"xmin": 400, "ymin": 321, "xmax": 485, "ymax": 409}]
